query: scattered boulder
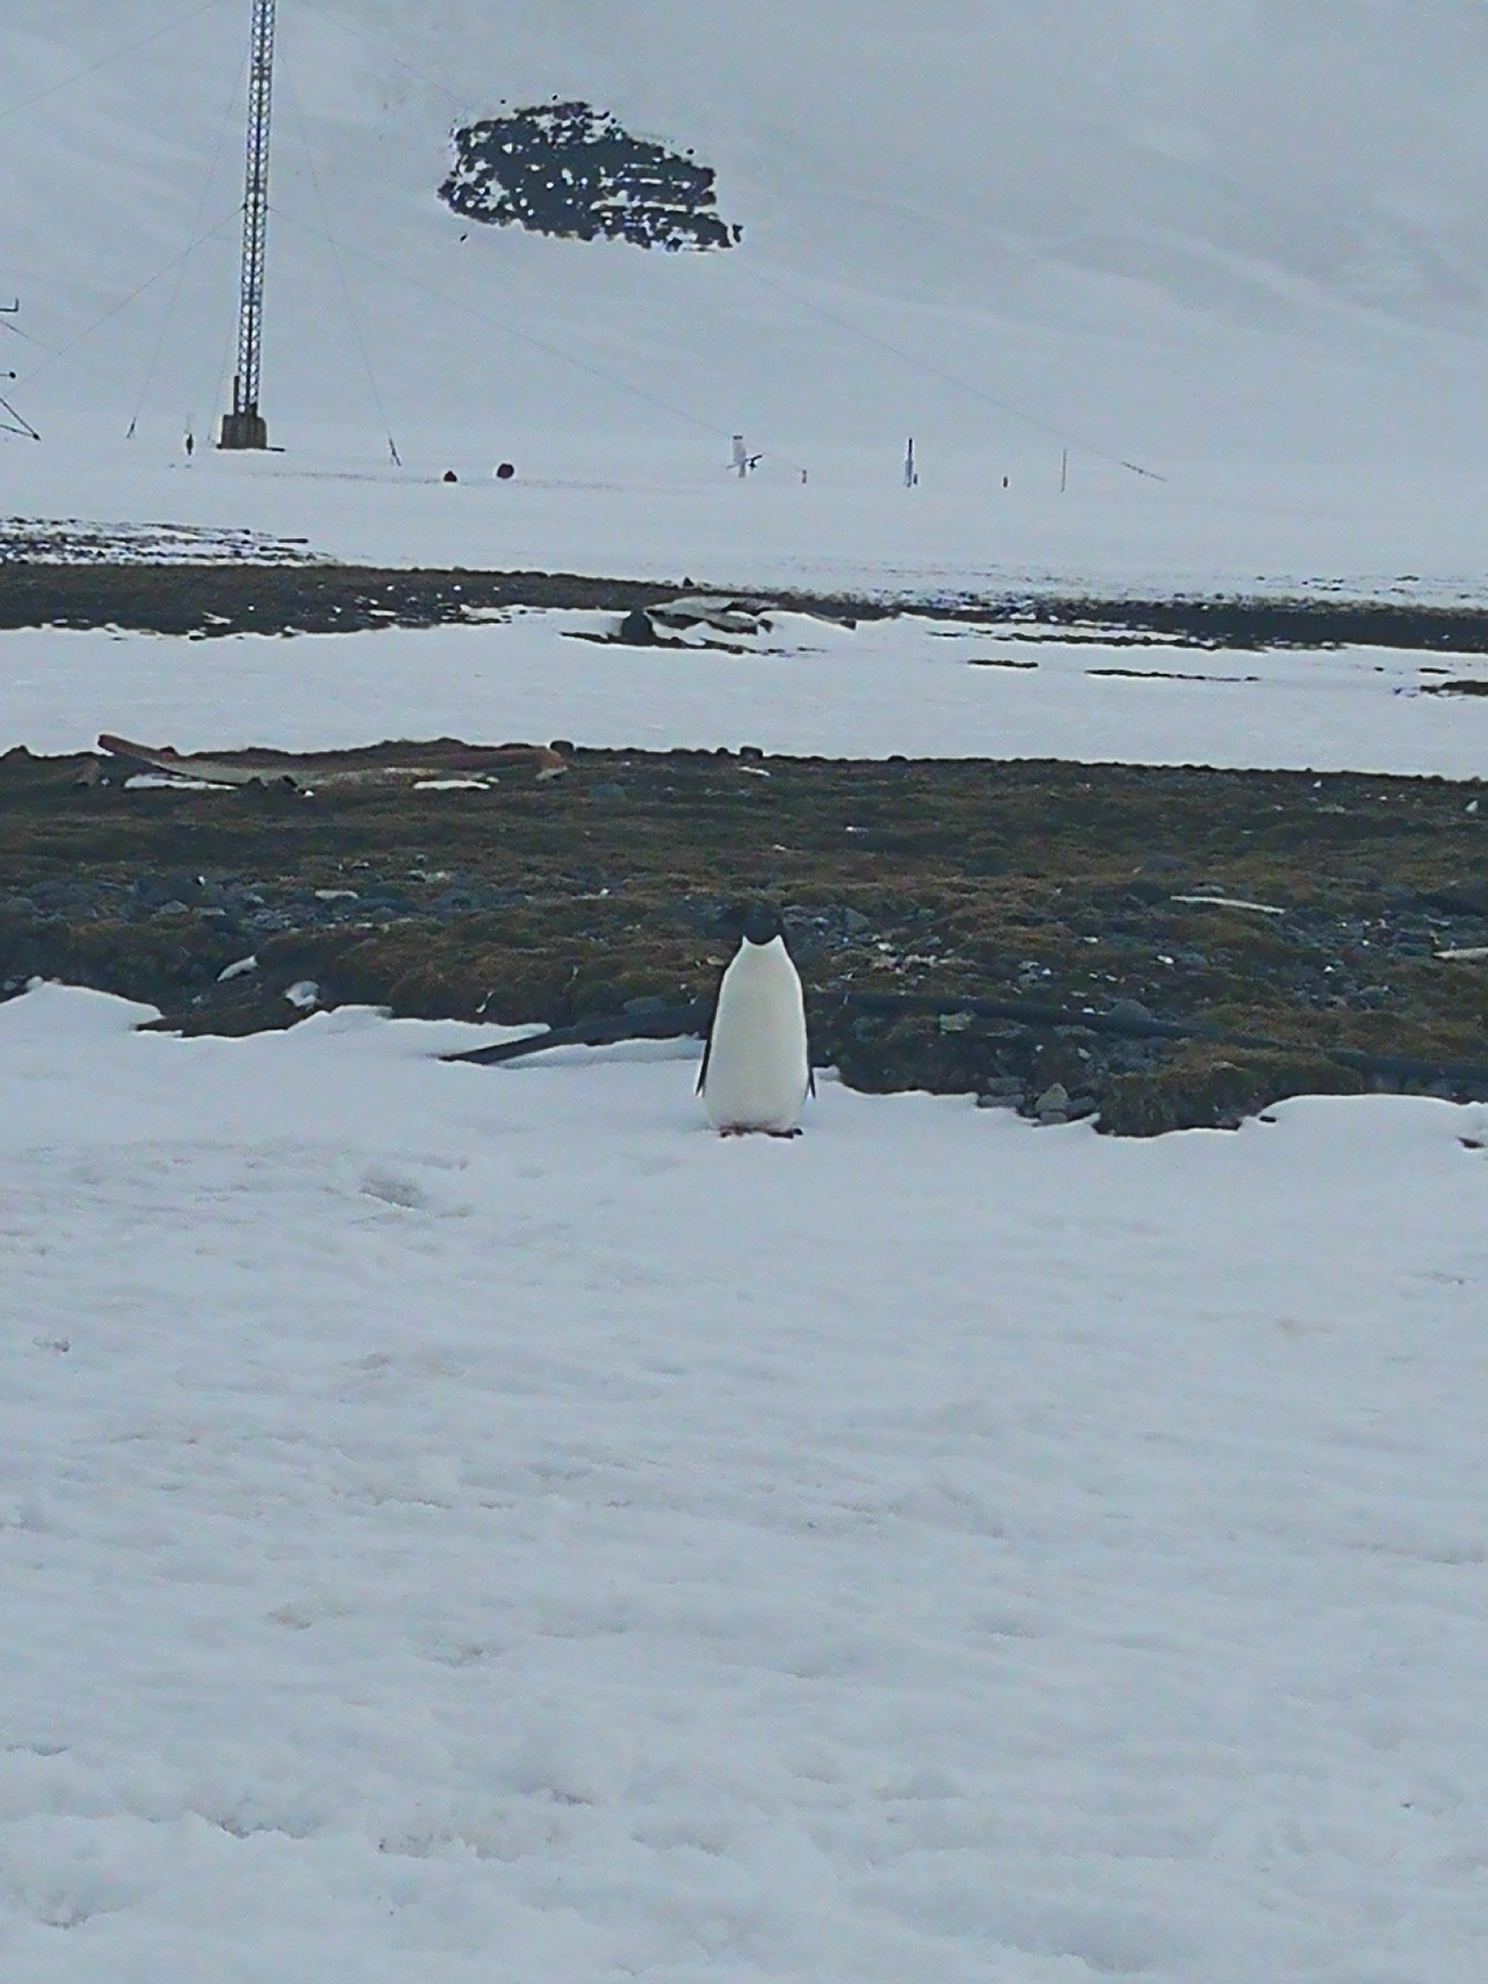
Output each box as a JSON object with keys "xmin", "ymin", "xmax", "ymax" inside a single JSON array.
[
  {"xmin": 1032, "ymin": 1081, "xmax": 1070, "ymax": 1123},
  {"xmin": 651, "ymin": 595, "xmax": 771, "ymax": 637},
  {"xmin": 617, "ymin": 608, "xmax": 658, "ymax": 646}
]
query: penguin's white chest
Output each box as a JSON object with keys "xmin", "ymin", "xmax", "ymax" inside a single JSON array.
[{"xmin": 701, "ymin": 937, "xmax": 810, "ymax": 1133}]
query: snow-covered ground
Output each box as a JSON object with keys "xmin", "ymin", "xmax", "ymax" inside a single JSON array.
[
  {"xmin": 7, "ymin": 438, "xmax": 1488, "ymax": 607},
  {"xmin": 3, "ymin": 983, "xmax": 1488, "ymax": 1982},
  {"xmin": 8, "ymin": 609, "xmax": 1488, "ymax": 778},
  {"xmin": 9, "ymin": 423, "xmax": 1488, "ymax": 612}
]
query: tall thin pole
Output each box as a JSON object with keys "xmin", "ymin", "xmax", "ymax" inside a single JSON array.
[{"xmin": 219, "ymin": 0, "xmax": 275, "ymax": 449}]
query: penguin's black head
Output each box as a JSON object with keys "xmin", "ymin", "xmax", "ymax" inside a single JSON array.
[{"xmin": 741, "ymin": 903, "xmax": 785, "ymax": 947}]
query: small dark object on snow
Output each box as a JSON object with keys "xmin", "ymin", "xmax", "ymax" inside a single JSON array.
[
  {"xmin": 442, "ymin": 470, "xmax": 458, "ymax": 483},
  {"xmin": 494, "ymin": 462, "xmax": 516, "ymax": 481}
]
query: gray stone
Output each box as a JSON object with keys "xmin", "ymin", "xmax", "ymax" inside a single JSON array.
[
  {"xmin": 134, "ymin": 874, "xmax": 198, "ymax": 909},
  {"xmin": 1106, "ymin": 998, "xmax": 1155, "ymax": 1026},
  {"xmin": 1034, "ymin": 1082, "xmax": 1070, "ymax": 1119}
]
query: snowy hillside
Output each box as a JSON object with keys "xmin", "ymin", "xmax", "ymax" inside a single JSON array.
[{"xmin": 5, "ymin": 3, "xmax": 1488, "ymax": 588}]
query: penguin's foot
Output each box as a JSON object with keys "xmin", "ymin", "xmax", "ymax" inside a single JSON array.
[
  {"xmin": 765, "ymin": 1128, "xmax": 803, "ymax": 1139},
  {"xmin": 716, "ymin": 1125, "xmax": 803, "ymax": 1138}
]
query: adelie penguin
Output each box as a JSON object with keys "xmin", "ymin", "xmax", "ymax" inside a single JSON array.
[{"xmin": 698, "ymin": 905, "xmax": 813, "ymax": 1136}]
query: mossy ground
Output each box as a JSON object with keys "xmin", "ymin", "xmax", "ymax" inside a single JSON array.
[{"xmin": 4, "ymin": 738, "xmax": 1486, "ymax": 1132}]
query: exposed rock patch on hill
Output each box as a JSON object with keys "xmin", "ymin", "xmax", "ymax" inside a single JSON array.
[{"xmin": 440, "ymin": 101, "xmax": 741, "ymax": 252}]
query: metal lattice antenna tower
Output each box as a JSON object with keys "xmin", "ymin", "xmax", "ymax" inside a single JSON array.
[{"xmin": 219, "ymin": 0, "xmax": 276, "ymax": 449}]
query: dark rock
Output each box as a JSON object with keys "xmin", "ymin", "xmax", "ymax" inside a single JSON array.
[
  {"xmin": 1419, "ymin": 881, "xmax": 1488, "ymax": 918},
  {"xmin": 133, "ymin": 874, "xmax": 200, "ymax": 909},
  {"xmin": 1106, "ymin": 997, "xmax": 1155, "ymax": 1025},
  {"xmin": 618, "ymin": 609, "xmax": 657, "ymax": 645}
]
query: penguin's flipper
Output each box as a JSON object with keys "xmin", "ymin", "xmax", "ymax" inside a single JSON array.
[
  {"xmin": 808, "ymin": 1064, "xmax": 817, "ymax": 1098},
  {"xmin": 696, "ymin": 1024, "xmax": 714, "ymax": 1095}
]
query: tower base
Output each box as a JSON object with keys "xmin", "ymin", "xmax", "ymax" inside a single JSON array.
[{"xmin": 218, "ymin": 409, "xmax": 268, "ymax": 450}]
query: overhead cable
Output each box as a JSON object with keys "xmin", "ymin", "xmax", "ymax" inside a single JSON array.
[
  {"xmin": 0, "ymin": 0, "xmax": 225, "ymax": 126},
  {"xmin": 267, "ymin": 202, "xmax": 725, "ymax": 440},
  {"xmin": 729, "ymin": 262, "xmax": 1166, "ymax": 481},
  {"xmin": 281, "ymin": 58, "xmax": 402, "ymax": 465},
  {"xmin": 18, "ymin": 213, "xmax": 240, "ymax": 392},
  {"xmin": 126, "ymin": 41, "xmax": 248, "ymax": 439}
]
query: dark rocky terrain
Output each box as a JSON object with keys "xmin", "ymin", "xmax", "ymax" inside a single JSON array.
[
  {"xmin": 441, "ymin": 101, "xmax": 741, "ymax": 252},
  {"xmin": 7, "ymin": 558, "xmax": 1488, "ymax": 651},
  {"xmin": 4, "ymin": 738, "xmax": 1486, "ymax": 1134}
]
